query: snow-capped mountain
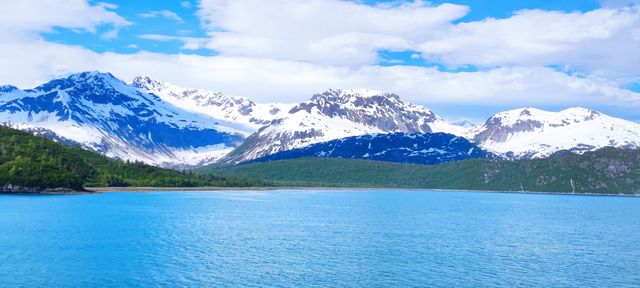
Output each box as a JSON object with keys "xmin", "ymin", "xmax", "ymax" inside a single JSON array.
[
  {"xmin": 220, "ymin": 89, "xmax": 465, "ymax": 164},
  {"xmin": 249, "ymin": 132, "xmax": 494, "ymax": 165},
  {"xmin": 0, "ymin": 72, "xmax": 245, "ymax": 168},
  {"xmin": 132, "ymin": 76, "xmax": 292, "ymax": 131},
  {"xmin": 467, "ymin": 107, "xmax": 640, "ymax": 159}
]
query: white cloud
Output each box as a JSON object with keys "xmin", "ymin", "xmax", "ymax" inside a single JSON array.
[
  {"xmin": 138, "ymin": 10, "xmax": 184, "ymax": 23},
  {"xmin": 196, "ymin": 0, "xmax": 468, "ymax": 65},
  {"xmin": 101, "ymin": 28, "xmax": 121, "ymax": 40},
  {"xmin": 1, "ymin": 37, "xmax": 637, "ymax": 111},
  {"xmin": 0, "ymin": 0, "xmax": 131, "ymax": 38},
  {"xmin": 0, "ymin": 0, "xmax": 638, "ymax": 120},
  {"xmin": 181, "ymin": 1, "xmax": 192, "ymax": 9},
  {"xmin": 139, "ymin": 34, "xmax": 208, "ymax": 50},
  {"xmin": 418, "ymin": 7, "xmax": 640, "ymax": 83},
  {"xmin": 194, "ymin": 1, "xmax": 640, "ymax": 83}
]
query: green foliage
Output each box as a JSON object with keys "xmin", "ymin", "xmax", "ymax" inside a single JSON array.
[
  {"xmin": 4, "ymin": 123, "xmax": 638, "ymax": 195},
  {"xmin": 0, "ymin": 125, "xmax": 269, "ymax": 191},
  {"xmin": 202, "ymin": 148, "xmax": 640, "ymax": 194}
]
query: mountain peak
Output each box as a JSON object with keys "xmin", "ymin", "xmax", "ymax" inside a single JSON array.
[
  {"xmin": 66, "ymin": 71, "xmax": 123, "ymax": 85},
  {"xmin": 331, "ymin": 88, "xmax": 391, "ymax": 98},
  {"xmin": 469, "ymin": 106, "xmax": 640, "ymax": 159},
  {"xmin": 490, "ymin": 107, "xmax": 603, "ymax": 126},
  {"xmin": 292, "ymin": 88, "xmax": 422, "ymax": 117},
  {"xmin": 560, "ymin": 107, "xmax": 601, "ymax": 118},
  {"xmin": 309, "ymin": 88, "xmax": 399, "ymax": 103},
  {"xmin": 132, "ymin": 75, "xmax": 164, "ymax": 90},
  {"xmin": 70, "ymin": 71, "xmax": 115, "ymax": 79},
  {"xmin": 0, "ymin": 85, "xmax": 18, "ymax": 93},
  {"xmin": 29, "ymin": 71, "xmax": 129, "ymax": 95}
]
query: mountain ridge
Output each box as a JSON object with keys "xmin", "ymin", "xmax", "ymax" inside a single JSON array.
[
  {"xmin": 248, "ymin": 132, "xmax": 495, "ymax": 165},
  {"xmin": 467, "ymin": 107, "xmax": 640, "ymax": 159},
  {"xmin": 0, "ymin": 72, "xmax": 245, "ymax": 168},
  {"xmin": 132, "ymin": 75, "xmax": 292, "ymax": 131}
]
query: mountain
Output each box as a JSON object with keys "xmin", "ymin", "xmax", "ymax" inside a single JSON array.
[
  {"xmin": 220, "ymin": 89, "xmax": 465, "ymax": 163},
  {"xmin": 466, "ymin": 107, "xmax": 640, "ymax": 159},
  {"xmin": 248, "ymin": 132, "xmax": 493, "ymax": 165},
  {"xmin": 203, "ymin": 147, "xmax": 640, "ymax": 195},
  {"xmin": 0, "ymin": 72, "xmax": 245, "ymax": 168},
  {"xmin": 0, "ymin": 125, "xmax": 267, "ymax": 193},
  {"xmin": 132, "ymin": 76, "xmax": 292, "ymax": 131}
]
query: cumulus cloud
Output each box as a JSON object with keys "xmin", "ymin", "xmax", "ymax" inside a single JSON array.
[
  {"xmin": 418, "ymin": 7, "xmax": 640, "ymax": 82},
  {"xmin": 194, "ymin": 0, "xmax": 640, "ymax": 83},
  {"xmin": 1, "ymin": 37, "xmax": 638, "ymax": 110},
  {"xmin": 196, "ymin": 0, "xmax": 468, "ymax": 65},
  {"xmin": 0, "ymin": 0, "xmax": 638, "ymax": 120},
  {"xmin": 0, "ymin": 0, "xmax": 131, "ymax": 38},
  {"xmin": 139, "ymin": 34, "xmax": 208, "ymax": 50},
  {"xmin": 137, "ymin": 9, "xmax": 184, "ymax": 23}
]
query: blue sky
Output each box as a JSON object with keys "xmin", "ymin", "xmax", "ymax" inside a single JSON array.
[
  {"xmin": 44, "ymin": 1, "xmax": 209, "ymax": 55},
  {"xmin": 44, "ymin": 0, "xmax": 603, "ymax": 55},
  {"xmin": 2, "ymin": 0, "xmax": 639, "ymax": 123}
]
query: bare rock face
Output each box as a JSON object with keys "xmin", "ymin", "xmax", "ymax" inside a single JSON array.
[{"xmin": 472, "ymin": 115, "xmax": 543, "ymax": 144}]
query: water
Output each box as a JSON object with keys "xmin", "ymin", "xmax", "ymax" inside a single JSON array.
[{"xmin": 0, "ymin": 190, "xmax": 638, "ymax": 287}]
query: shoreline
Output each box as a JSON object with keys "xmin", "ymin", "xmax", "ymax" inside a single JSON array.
[{"xmin": 86, "ymin": 186, "xmax": 639, "ymax": 197}]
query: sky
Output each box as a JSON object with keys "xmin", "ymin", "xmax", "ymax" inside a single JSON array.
[{"xmin": 0, "ymin": 0, "xmax": 639, "ymax": 123}]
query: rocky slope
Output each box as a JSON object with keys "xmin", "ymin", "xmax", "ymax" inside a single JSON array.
[
  {"xmin": 248, "ymin": 132, "xmax": 494, "ymax": 165},
  {"xmin": 132, "ymin": 76, "xmax": 292, "ymax": 131}
]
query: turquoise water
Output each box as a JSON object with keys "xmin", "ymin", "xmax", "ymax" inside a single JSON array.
[{"xmin": 0, "ymin": 190, "xmax": 638, "ymax": 287}]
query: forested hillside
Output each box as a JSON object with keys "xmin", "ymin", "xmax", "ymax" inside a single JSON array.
[
  {"xmin": 203, "ymin": 148, "xmax": 640, "ymax": 195},
  {"xmin": 0, "ymin": 125, "xmax": 267, "ymax": 192}
]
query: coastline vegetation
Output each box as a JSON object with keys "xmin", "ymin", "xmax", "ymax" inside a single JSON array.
[
  {"xmin": 0, "ymin": 126, "xmax": 269, "ymax": 192},
  {"xmin": 201, "ymin": 148, "xmax": 640, "ymax": 195},
  {"xmin": 2, "ymin": 125, "xmax": 639, "ymax": 195}
]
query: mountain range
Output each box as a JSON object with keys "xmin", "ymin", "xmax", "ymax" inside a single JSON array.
[{"xmin": 2, "ymin": 71, "xmax": 639, "ymax": 168}]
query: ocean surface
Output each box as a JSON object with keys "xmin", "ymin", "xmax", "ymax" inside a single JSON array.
[{"xmin": 0, "ymin": 190, "xmax": 638, "ymax": 287}]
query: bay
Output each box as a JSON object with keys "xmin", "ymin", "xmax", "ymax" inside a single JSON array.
[{"xmin": 0, "ymin": 190, "xmax": 638, "ymax": 287}]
